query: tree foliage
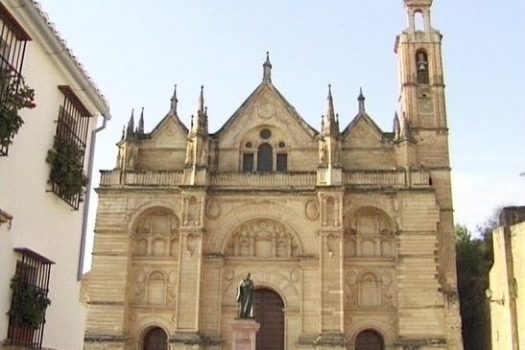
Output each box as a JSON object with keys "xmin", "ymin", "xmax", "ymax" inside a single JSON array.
[{"xmin": 456, "ymin": 224, "xmax": 493, "ymax": 350}]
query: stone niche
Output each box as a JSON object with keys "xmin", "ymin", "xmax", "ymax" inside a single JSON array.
[
  {"xmin": 132, "ymin": 207, "xmax": 181, "ymax": 258},
  {"xmin": 344, "ymin": 207, "xmax": 396, "ymax": 258}
]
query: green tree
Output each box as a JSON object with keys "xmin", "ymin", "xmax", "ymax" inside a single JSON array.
[{"xmin": 456, "ymin": 224, "xmax": 492, "ymax": 350}]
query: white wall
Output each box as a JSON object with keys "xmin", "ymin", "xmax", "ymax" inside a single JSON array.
[{"xmin": 0, "ymin": 6, "xmax": 105, "ymax": 349}]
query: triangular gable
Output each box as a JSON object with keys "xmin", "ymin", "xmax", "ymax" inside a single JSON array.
[
  {"xmin": 214, "ymin": 82, "xmax": 318, "ymax": 142},
  {"xmin": 342, "ymin": 112, "xmax": 384, "ymax": 147},
  {"xmin": 143, "ymin": 112, "xmax": 188, "ymax": 148}
]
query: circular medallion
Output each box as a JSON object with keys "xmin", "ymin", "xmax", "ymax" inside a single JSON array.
[
  {"xmin": 206, "ymin": 199, "xmax": 220, "ymax": 219},
  {"xmin": 305, "ymin": 200, "xmax": 319, "ymax": 221}
]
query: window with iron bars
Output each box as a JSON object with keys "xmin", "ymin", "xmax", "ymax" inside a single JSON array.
[
  {"xmin": 7, "ymin": 248, "xmax": 53, "ymax": 349},
  {"xmin": 48, "ymin": 86, "xmax": 91, "ymax": 209},
  {"xmin": 0, "ymin": 2, "xmax": 31, "ymax": 156}
]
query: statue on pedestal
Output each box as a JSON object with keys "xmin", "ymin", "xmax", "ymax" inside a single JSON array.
[{"xmin": 236, "ymin": 273, "xmax": 254, "ymax": 319}]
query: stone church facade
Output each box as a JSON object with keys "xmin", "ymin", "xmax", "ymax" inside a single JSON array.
[{"xmin": 84, "ymin": 1, "xmax": 462, "ymax": 349}]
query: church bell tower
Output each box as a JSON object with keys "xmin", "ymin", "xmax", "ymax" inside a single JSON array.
[
  {"xmin": 396, "ymin": 1, "xmax": 464, "ymax": 349},
  {"xmin": 396, "ymin": 0, "xmax": 447, "ymax": 130}
]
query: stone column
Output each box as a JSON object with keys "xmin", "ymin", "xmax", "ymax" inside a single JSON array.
[{"xmin": 231, "ymin": 319, "xmax": 261, "ymax": 350}]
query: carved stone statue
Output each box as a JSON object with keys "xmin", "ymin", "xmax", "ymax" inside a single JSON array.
[{"xmin": 236, "ymin": 273, "xmax": 254, "ymax": 319}]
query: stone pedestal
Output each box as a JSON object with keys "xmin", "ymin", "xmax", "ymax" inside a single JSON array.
[{"xmin": 231, "ymin": 319, "xmax": 261, "ymax": 350}]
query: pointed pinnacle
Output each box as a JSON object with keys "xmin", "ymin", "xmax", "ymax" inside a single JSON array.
[
  {"xmin": 358, "ymin": 87, "xmax": 365, "ymax": 113},
  {"xmin": 126, "ymin": 108, "xmax": 135, "ymax": 137},
  {"xmin": 263, "ymin": 51, "xmax": 272, "ymax": 83},
  {"xmin": 138, "ymin": 107, "xmax": 144, "ymax": 134},
  {"xmin": 171, "ymin": 84, "xmax": 178, "ymax": 113},
  {"xmin": 198, "ymin": 85, "xmax": 205, "ymax": 113},
  {"xmin": 326, "ymin": 84, "xmax": 335, "ymax": 120}
]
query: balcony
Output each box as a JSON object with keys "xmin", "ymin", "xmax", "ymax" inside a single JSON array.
[{"xmin": 100, "ymin": 169, "xmax": 431, "ymax": 190}]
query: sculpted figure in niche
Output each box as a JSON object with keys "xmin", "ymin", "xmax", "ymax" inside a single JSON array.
[
  {"xmin": 319, "ymin": 139, "xmax": 328, "ymax": 166},
  {"xmin": 185, "ymin": 140, "xmax": 194, "ymax": 165},
  {"xmin": 236, "ymin": 273, "xmax": 254, "ymax": 319}
]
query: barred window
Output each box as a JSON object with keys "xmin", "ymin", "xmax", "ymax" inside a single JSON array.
[
  {"xmin": 7, "ymin": 248, "xmax": 53, "ymax": 349},
  {"xmin": 0, "ymin": 2, "xmax": 31, "ymax": 156},
  {"xmin": 48, "ymin": 86, "xmax": 91, "ymax": 209}
]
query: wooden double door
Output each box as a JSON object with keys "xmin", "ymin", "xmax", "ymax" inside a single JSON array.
[{"xmin": 254, "ymin": 288, "xmax": 285, "ymax": 350}]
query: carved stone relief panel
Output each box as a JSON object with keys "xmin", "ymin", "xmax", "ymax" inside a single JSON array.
[
  {"xmin": 344, "ymin": 207, "xmax": 396, "ymax": 259},
  {"xmin": 133, "ymin": 208, "xmax": 180, "ymax": 258},
  {"xmin": 224, "ymin": 219, "xmax": 301, "ymax": 258},
  {"xmin": 344, "ymin": 268, "xmax": 397, "ymax": 310},
  {"xmin": 132, "ymin": 268, "xmax": 178, "ymax": 307}
]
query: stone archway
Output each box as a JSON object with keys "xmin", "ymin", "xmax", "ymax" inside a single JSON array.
[
  {"xmin": 143, "ymin": 327, "xmax": 168, "ymax": 350},
  {"xmin": 254, "ymin": 288, "xmax": 285, "ymax": 350},
  {"xmin": 355, "ymin": 329, "xmax": 384, "ymax": 350}
]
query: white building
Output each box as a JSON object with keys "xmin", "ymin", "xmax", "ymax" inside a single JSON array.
[
  {"xmin": 489, "ymin": 207, "xmax": 525, "ymax": 350},
  {"xmin": 0, "ymin": 1, "xmax": 110, "ymax": 349}
]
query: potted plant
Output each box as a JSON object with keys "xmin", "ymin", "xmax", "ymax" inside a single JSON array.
[
  {"xmin": 46, "ymin": 136, "xmax": 88, "ymax": 201},
  {"xmin": 0, "ymin": 68, "xmax": 36, "ymax": 151},
  {"xmin": 8, "ymin": 275, "xmax": 51, "ymax": 344}
]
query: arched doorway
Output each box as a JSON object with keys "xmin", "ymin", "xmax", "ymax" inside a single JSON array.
[
  {"xmin": 355, "ymin": 329, "xmax": 384, "ymax": 350},
  {"xmin": 143, "ymin": 327, "xmax": 168, "ymax": 350},
  {"xmin": 254, "ymin": 288, "xmax": 285, "ymax": 350}
]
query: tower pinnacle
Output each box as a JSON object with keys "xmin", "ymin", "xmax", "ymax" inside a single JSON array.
[
  {"xmin": 170, "ymin": 84, "xmax": 178, "ymax": 114},
  {"xmin": 191, "ymin": 85, "xmax": 208, "ymax": 136},
  {"xmin": 358, "ymin": 88, "xmax": 366, "ymax": 113},
  {"xmin": 262, "ymin": 51, "xmax": 272, "ymax": 83},
  {"xmin": 322, "ymin": 84, "xmax": 339, "ymax": 136},
  {"xmin": 198, "ymin": 85, "xmax": 205, "ymax": 114},
  {"xmin": 126, "ymin": 108, "xmax": 134, "ymax": 138},
  {"xmin": 137, "ymin": 107, "xmax": 144, "ymax": 134}
]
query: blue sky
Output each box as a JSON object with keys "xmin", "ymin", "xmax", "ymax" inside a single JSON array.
[{"xmin": 39, "ymin": 1, "xmax": 524, "ymax": 259}]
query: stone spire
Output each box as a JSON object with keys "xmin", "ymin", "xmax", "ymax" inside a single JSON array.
[
  {"xmin": 393, "ymin": 112, "xmax": 400, "ymax": 141},
  {"xmin": 137, "ymin": 107, "xmax": 145, "ymax": 134},
  {"xmin": 262, "ymin": 51, "xmax": 272, "ymax": 83},
  {"xmin": 185, "ymin": 85, "xmax": 210, "ymax": 171},
  {"xmin": 358, "ymin": 87, "xmax": 366, "ymax": 113},
  {"xmin": 126, "ymin": 108, "xmax": 134, "ymax": 138},
  {"xmin": 190, "ymin": 85, "xmax": 208, "ymax": 136},
  {"xmin": 170, "ymin": 84, "xmax": 178, "ymax": 114},
  {"xmin": 322, "ymin": 84, "xmax": 339, "ymax": 136}
]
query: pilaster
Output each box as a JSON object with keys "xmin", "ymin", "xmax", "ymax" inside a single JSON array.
[
  {"xmin": 316, "ymin": 190, "xmax": 346, "ymax": 348},
  {"xmin": 174, "ymin": 190, "xmax": 207, "ymax": 341}
]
